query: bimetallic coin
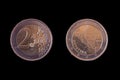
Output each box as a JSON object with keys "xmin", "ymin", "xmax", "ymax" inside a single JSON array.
[
  {"xmin": 10, "ymin": 19, "xmax": 53, "ymax": 61},
  {"xmin": 66, "ymin": 19, "xmax": 108, "ymax": 61}
]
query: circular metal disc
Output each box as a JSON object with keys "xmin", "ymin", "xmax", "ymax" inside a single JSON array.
[
  {"xmin": 10, "ymin": 19, "xmax": 53, "ymax": 61},
  {"xmin": 66, "ymin": 19, "xmax": 108, "ymax": 61}
]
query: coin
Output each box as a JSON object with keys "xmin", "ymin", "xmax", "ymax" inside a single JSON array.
[
  {"xmin": 66, "ymin": 19, "xmax": 108, "ymax": 61},
  {"xmin": 10, "ymin": 19, "xmax": 53, "ymax": 61}
]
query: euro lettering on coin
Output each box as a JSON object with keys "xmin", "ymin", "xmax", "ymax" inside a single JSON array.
[
  {"xmin": 66, "ymin": 19, "xmax": 108, "ymax": 61},
  {"xmin": 10, "ymin": 19, "xmax": 53, "ymax": 61}
]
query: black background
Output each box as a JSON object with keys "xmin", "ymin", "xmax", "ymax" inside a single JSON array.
[{"xmin": 0, "ymin": 0, "xmax": 118, "ymax": 77}]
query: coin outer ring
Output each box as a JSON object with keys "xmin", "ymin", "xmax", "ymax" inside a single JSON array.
[
  {"xmin": 10, "ymin": 18, "xmax": 53, "ymax": 61},
  {"xmin": 66, "ymin": 19, "xmax": 108, "ymax": 61}
]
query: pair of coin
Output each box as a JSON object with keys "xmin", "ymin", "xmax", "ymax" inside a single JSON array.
[{"xmin": 10, "ymin": 18, "xmax": 108, "ymax": 61}]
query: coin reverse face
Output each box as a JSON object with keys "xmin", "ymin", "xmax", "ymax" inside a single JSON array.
[
  {"xmin": 10, "ymin": 19, "xmax": 53, "ymax": 61},
  {"xmin": 66, "ymin": 19, "xmax": 108, "ymax": 61}
]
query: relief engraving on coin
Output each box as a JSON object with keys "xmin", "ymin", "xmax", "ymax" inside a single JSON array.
[{"xmin": 66, "ymin": 19, "xmax": 108, "ymax": 61}]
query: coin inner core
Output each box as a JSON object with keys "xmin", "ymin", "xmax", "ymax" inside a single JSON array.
[
  {"xmin": 72, "ymin": 25, "xmax": 103, "ymax": 55},
  {"xmin": 16, "ymin": 25, "xmax": 48, "ymax": 54}
]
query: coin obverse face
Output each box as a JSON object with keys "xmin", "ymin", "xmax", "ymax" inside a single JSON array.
[
  {"xmin": 66, "ymin": 19, "xmax": 108, "ymax": 61},
  {"xmin": 10, "ymin": 19, "xmax": 53, "ymax": 61}
]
